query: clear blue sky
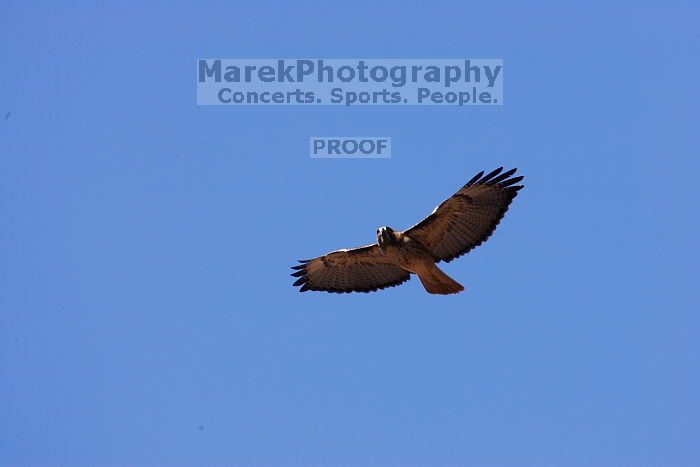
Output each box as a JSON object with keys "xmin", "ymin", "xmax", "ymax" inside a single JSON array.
[{"xmin": 1, "ymin": 1, "xmax": 698, "ymax": 466}]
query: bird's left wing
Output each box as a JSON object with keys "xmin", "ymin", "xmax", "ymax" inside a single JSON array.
[
  {"xmin": 402, "ymin": 167, "xmax": 524, "ymax": 263},
  {"xmin": 291, "ymin": 244, "xmax": 410, "ymax": 293}
]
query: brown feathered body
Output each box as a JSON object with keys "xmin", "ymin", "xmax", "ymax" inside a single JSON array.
[
  {"xmin": 378, "ymin": 228, "xmax": 464, "ymax": 295},
  {"xmin": 291, "ymin": 167, "xmax": 524, "ymax": 295}
]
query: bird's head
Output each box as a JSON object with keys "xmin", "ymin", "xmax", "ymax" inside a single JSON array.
[{"xmin": 376, "ymin": 226, "xmax": 395, "ymax": 254}]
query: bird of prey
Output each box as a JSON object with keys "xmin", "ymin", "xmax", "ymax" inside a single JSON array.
[{"xmin": 291, "ymin": 167, "xmax": 524, "ymax": 295}]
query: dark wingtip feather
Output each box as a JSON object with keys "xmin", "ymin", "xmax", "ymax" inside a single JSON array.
[
  {"xmin": 293, "ymin": 277, "xmax": 308, "ymax": 286},
  {"xmin": 299, "ymin": 284, "xmax": 311, "ymax": 292},
  {"xmin": 297, "ymin": 259, "xmax": 311, "ymax": 263},
  {"xmin": 501, "ymin": 175, "xmax": 524, "ymax": 187},
  {"xmin": 291, "ymin": 270, "xmax": 305, "ymax": 277},
  {"xmin": 466, "ymin": 170, "xmax": 484, "ymax": 186},
  {"xmin": 291, "ymin": 264, "xmax": 306, "ymax": 270},
  {"xmin": 479, "ymin": 167, "xmax": 504, "ymax": 184},
  {"xmin": 488, "ymin": 167, "xmax": 517, "ymax": 185}
]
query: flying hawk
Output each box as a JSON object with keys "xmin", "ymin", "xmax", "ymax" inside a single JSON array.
[{"xmin": 291, "ymin": 167, "xmax": 524, "ymax": 295}]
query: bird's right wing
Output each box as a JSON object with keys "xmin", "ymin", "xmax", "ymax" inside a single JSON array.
[{"xmin": 291, "ymin": 244, "xmax": 410, "ymax": 293}]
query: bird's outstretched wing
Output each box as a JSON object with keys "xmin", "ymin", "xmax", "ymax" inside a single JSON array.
[
  {"xmin": 403, "ymin": 167, "xmax": 524, "ymax": 263},
  {"xmin": 291, "ymin": 245, "xmax": 410, "ymax": 293}
]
